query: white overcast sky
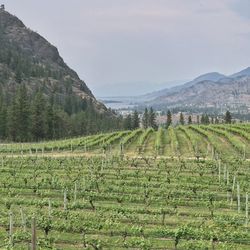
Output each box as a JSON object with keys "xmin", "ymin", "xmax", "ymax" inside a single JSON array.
[{"xmin": 2, "ymin": 0, "xmax": 250, "ymax": 96}]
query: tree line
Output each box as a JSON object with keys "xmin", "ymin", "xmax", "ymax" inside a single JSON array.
[
  {"xmin": 0, "ymin": 84, "xmax": 124, "ymax": 142},
  {"xmin": 122, "ymin": 108, "xmax": 158, "ymax": 130},
  {"xmin": 135, "ymin": 108, "xmax": 233, "ymax": 131}
]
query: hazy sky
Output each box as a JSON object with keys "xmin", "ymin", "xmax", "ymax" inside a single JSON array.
[{"xmin": 2, "ymin": 0, "xmax": 250, "ymax": 96}]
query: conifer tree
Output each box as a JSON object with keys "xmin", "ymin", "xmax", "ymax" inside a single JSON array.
[
  {"xmin": 31, "ymin": 92, "xmax": 46, "ymax": 141},
  {"xmin": 149, "ymin": 107, "xmax": 157, "ymax": 129},
  {"xmin": 124, "ymin": 114, "xmax": 132, "ymax": 130},
  {"xmin": 201, "ymin": 114, "xmax": 205, "ymax": 124},
  {"xmin": 196, "ymin": 115, "xmax": 200, "ymax": 125},
  {"xmin": 225, "ymin": 110, "xmax": 232, "ymax": 124},
  {"xmin": 15, "ymin": 85, "xmax": 30, "ymax": 141},
  {"xmin": 7, "ymin": 95, "xmax": 21, "ymax": 141},
  {"xmin": 204, "ymin": 114, "xmax": 210, "ymax": 124},
  {"xmin": 142, "ymin": 108, "xmax": 149, "ymax": 129},
  {"xmin": 166, "ymin": 110, "xmax": 172, "ymax": 128},
  {"xmin": 201, "ymin": 114, "xmax": 209, "ymax": 124},
  {"xmin": 0, "ymin": 104, "xmax": 7, "ymax": 139},
  {"xmin": 179, "ymin": 112, "xmax": 185, "ymax": 125},
  {"xmin": 45, "ymin": 103, "xmax": 55, "ymax": 139},
  {"xmin": 132, "ymin": 110, "xmax": 140, "ymax": 129}
]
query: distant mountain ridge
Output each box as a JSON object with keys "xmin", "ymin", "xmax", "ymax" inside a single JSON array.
[
  {"xmin": 142, "ymin": 67, "xmax": 250, "ymax": 111},
  {"xmin": 230, "ymin": 67, "xmax": 250, "ymax": 78},
  {"xmin": 143, "ymin": 68, "xmax": 250, "ymax": 100}
]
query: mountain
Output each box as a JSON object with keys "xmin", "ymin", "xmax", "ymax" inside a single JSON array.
[
  {"xmin": 0, "ymin": 8, "xmax": 121, "ymax": 142},
  {"xmin": 142, "ymin": 68, "xmax": 250, "ymax": 112},
  {"xmin": 0, "ymin": 7, "xmax": 106, "ymax": 112},
  {"xmin": 153, "ymin": 76, "xmax": 250, "ymax": 106},
  {"xmin": 141, "ymin": 72, "xmax": 226, "ymax": 101},
  {"xmin": 190, "ymin": 72, "xmax": 226, "ymax": 85},
  {"xmin": 230, "ymin": 67, "xmax": 250, "ymax": 78}
]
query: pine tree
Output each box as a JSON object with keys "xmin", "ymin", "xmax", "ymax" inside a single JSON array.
[
  {"xmin": 15, "ymin": 85, "xmax": 30, "ymax": 141},
  {"xmin": 31, "ymin": 92, "xmax": 46, "ymax": 141},
  {"xmin": 124, "ymin": 114, "xmax": 132, "ymax": 130},
  {"xmin": 45, "ymin": 104, "xmax": 55, "ymax": 139},
  {"xmin": 132, "ymin": 110, "xmax": 140, "ymax": 129},
  {"xmin": 179, "ymin": 112, "xmax": 185, "ymax": 125},
  {"xmin": 201, "ymin": 114, "xmax": 209, "ymax": 124},
  {"xmin": 0, "ymin": 104, "xmax": 7, "ymax": 139},
  {"xmin": 204, "ymin": 114, "xmax": 210, "ymax": 124},
  {"xmin": 15, "ymin": 62, "xmax": 23, "ymax": 83},
  {"xmin": 225, "ymin": 111, "xmax": 232, "ymax": 124},
  {"xmin": 188, "ymin": 115, "xmax": 192, "ymax": 124},
  {"xmin": 149, "ymin": 107, "xmax": 157, "ymax": 129},
  {"xmin": 196, "ymin": 115, "xmax": 200, "ymax": 125},
  {"xmin": 142, "ymin": 108, "xmax": 149, "ymax": 129},
  {"xmin": 201, "ymin": 114, "xmax": 205, "ymax": 124},
  {"xmin": 166, "ymin": 110, "xmax": 172, "ymax": 128},
  {"xmin": 7, "ymin": 99, "xmax": 18, "ymax": 141}
]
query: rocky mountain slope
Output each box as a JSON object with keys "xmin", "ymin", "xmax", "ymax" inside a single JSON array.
[
  {"xmin": 141, "ymin": 72, "xmax": 226, "ymax": 101},
  {"xmin": 0, "ymin": 7, "xmax": 107, "ymax": 112},
  {"xmin": 144, "ymin": 68, "xmax": 250, "ymax": 111},
  {"xmin": 154, "ymin": 76, "xmax": 250, "ymax": 107}
]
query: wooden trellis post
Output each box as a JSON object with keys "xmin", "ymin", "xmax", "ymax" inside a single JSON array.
[
  {"xmin": 230, "ymin": 176, "xmax": 236, "ymax": 207},
  {"xmin": 246, "ymin": 193, "xmax": 249, "ymax": 226},
  {"xmin": 9, "ymin": 211, "xmax": 13, "ymax": 247},
  {"xmin": 218, "ymin": 161, "xmax": 221, "ymax": 183},
  {"xmin": 74, "ymin": 182, "xmax": 77, "ymax": 203},
  {"xmin": 20, "ymin": 207, "xmax": 26, "ymax": 231},
  {"xmin": 48, "ymin": 199, "xmax": 52, "ymax": 217},
  {"xmin": 64, "ymin": 190, "xmax": 67, "ymax": 210},
  {"xmin": 223, "ymin": 166, "xmax": 226, "ymax": 182},
  {"xmin": 211, "ymin": 146, "xmax": 214, "ymax": 159},
  {"xmin": 237, "ymin": 183, "xmax": 240, "ymax": 213},
  {"xmin": 31, "ymin": 217, "xmax": 36, "ymax": 250},
  {"xmin": 226, "ymin": 170, "xmax": 229, "ymax": 185}
]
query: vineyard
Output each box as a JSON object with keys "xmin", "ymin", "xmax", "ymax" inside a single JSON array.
[
  {"xmin": 0, "ymin": 124, "xmax": 249, "ymax": 160},
  {"xmin": 0, "ymin": 124, "xmax": 249, "ymax": 249}
]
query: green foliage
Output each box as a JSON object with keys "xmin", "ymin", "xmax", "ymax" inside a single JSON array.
[
  {"xmin": 132, "ymin": 110, "xmax": 140, "ymax": 129},
  {"xmin": 123, "ymin": 114, "xmax": 132, "ymax": 130},
  {"xmin": 201, "ymin": 114, "xmax": 210, "ymax": 125},
  {"xmin": 137, "ymin": 128, "xmax": 154, "ymax": 153},
  {"xmin": 166, "ymin": 110, "xmax": 172, "ymax": 128},
  {"xmin": 148, "ymin": 107, "xmax": 157, "ymax": 129},
  {"xmin": 0, "ymin": 28, "xmax": 124, "ymax": 142},
  {"xmin": 179, "ymin": 112, "xmax": 185, "ymax": 125},
  {"xmin": 155, "ymin": 127, "xmax": 164, "ymax": 154},
  {"xmin": 188, "ymin": 115, "xmax": 192, "ymax": 124},
  {"xmin": 0, "ymin": 137, "xmax": 249, "ymax": 248},
  {"xmin": 142, "ymin": 108, "xmax": 149, "ymax": 129},
  {"xmin": 225, "ymin": 110, "xmax": 232, "ymax": 124},
  {"xmin": 0, "ymin": 85, "xmax": 124, "ymax": 142}
]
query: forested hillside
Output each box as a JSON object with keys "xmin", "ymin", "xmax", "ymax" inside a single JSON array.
[{"xmin": 0, "ymin": 8, "xmax": 122, "ymax": 141}]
